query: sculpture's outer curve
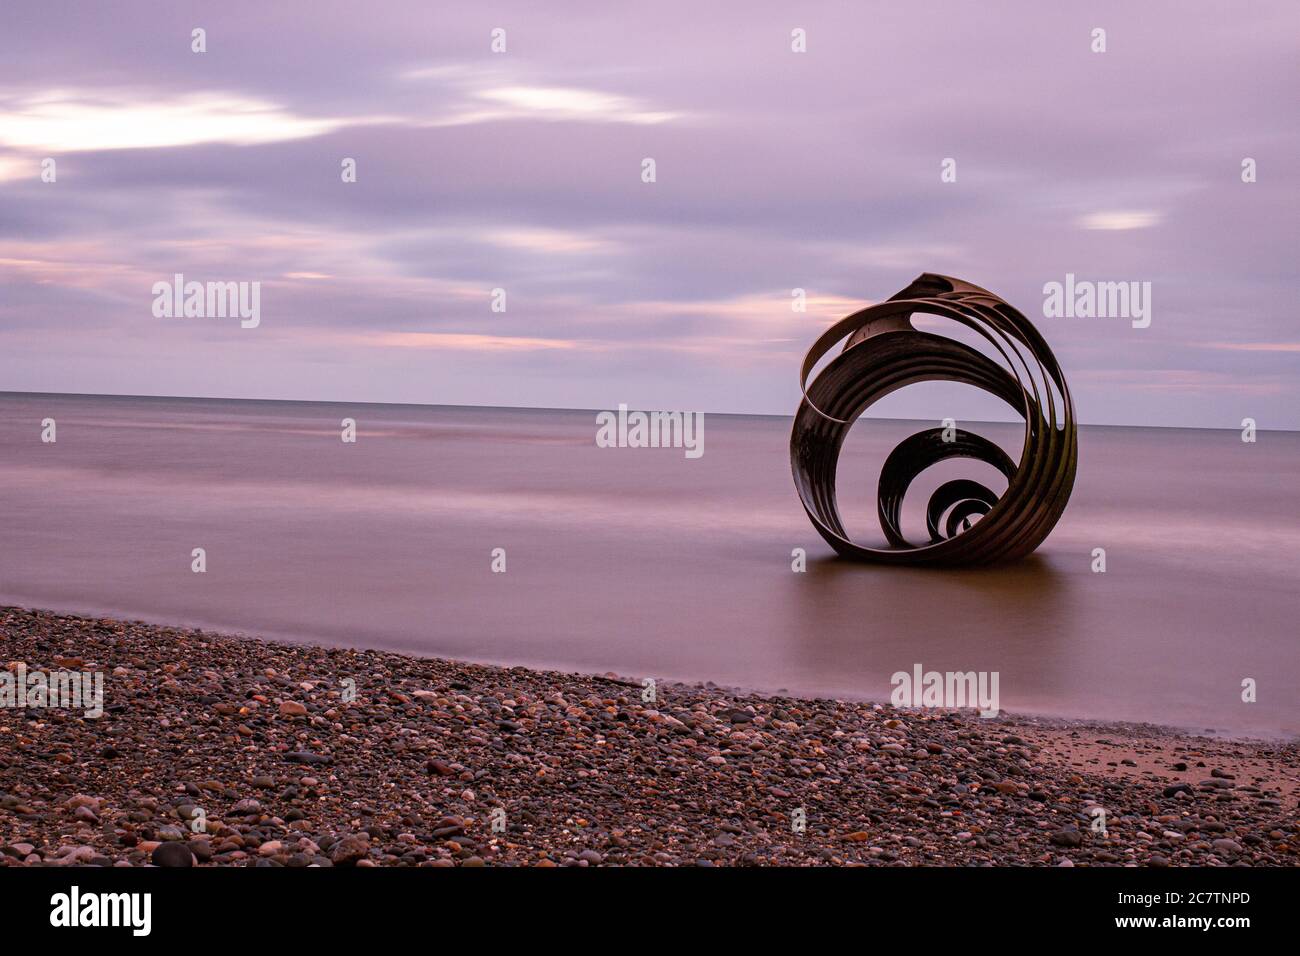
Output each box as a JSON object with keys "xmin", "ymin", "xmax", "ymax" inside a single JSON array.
[{"xmin": 790, "ymin": 273, "xmax": 1077, "ymax": 565}]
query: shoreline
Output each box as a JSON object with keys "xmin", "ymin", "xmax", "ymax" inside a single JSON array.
[
  {"xmin": 3, "ymin": 597, "xmax": 1290, "ymax": 745},
  {"xmin": 1, "ymin": 606, "xmax": 1295, "ymax": 867}
]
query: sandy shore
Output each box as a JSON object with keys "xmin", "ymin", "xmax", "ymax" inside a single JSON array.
[{"xmin": 1, "ymin": 607, "xmax": 1295, "ymax": 867}]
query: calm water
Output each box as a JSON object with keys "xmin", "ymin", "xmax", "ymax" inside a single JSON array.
[{"xmin": 1, "ymin": 393, "xmax": 1296, "ymax": 737}]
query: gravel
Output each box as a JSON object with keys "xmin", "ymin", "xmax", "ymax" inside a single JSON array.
[{"xmin": 1, "ymin": 607, "xmax": 1295, "ymax": 867}]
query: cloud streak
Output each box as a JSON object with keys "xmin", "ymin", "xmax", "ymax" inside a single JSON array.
[{"xmin": 0, "ymin": 88, "xmax": 361, "ymax": 152}]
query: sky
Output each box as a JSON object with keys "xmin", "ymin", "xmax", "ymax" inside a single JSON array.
[{"xmin": 0, "ymin": 0, "xmax": 1296, "ymax": 428}]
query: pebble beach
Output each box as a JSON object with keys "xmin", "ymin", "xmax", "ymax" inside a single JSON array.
[{"xmin": 1, "ymin": 607, "xmax": 1295, "ymax": 867}]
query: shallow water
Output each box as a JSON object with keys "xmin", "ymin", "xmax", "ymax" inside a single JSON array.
[{"xmin": 1, "ymin": 393, "xmax": 1296, "ymax": 737}]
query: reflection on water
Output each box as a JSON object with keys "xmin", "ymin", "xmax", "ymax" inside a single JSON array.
[{"xmin": 0, "ymin": 393, "xmax": 1296, "ymax": 737}]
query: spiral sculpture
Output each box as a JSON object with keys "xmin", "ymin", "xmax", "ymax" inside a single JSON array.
[{"xmin": 791, "ymin": 273, "xmax": 1076, "ymax": 565}]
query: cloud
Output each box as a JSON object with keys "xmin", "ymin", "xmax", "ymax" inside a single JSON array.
[
  {"xmin": 483, "ymin": 227, "xmax": 618, "ymax": 255},
  {"xmin": 399, "ymin": 66, "xmax": 685, "ymax": 127},
  {"xmin": 357, "ymin": 332, "xmax": 584, "ymax": 352},
  {"xmin": 0, "ymin": 88, "xmax": 365, "ymax": 152},
  {"xmin": 473, "ymin": 86, "xmax": 678, "ymax": 125},
  {"xmin": 1201, "ymin": 341, "xmax": 1300, "ymax": 352},
  {"xmin": 1073, "ymin": 368, "xmax": 1285, "ymax": 394},
  {"xmin": 1077, "ymin": 210, "xmax": 1162, "ymax": 231},
  {"xmin": 0, "ymin": 154, "xmax": 34, "ymax": 182}
]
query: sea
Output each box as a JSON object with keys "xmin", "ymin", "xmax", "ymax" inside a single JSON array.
[{"xmin": 1, "ymin": 392, "xmax": 1295, "ymax": 738}]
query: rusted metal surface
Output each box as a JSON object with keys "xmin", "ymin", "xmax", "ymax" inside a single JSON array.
[{"xmin": 791, "ymin": 273, "xmax": 1077, "ymax": 565}]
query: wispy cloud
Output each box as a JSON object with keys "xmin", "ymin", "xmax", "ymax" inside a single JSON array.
[
  {"xmin": 484, "ymin": 227, "xmax": 618, "ymax": 255},
  {"xmin": 1201, "ymin": 341, "xmax": 1300, "ymax": 352},
  {"xmin": 359, "ymin": 332, "xmax": 584, "ymax": 352},
  {"xmin": 0, "ymin": 153, "xmax": 32, "ymax": 182},
  {"xmin": 1077, "ymin": 210, "xmax": 1162, "ymax": 231},
  {"xmin": 1074, "ymin": 368, "xmax": 1285, "ymax": 394},
  {"xmin": 0, "ymin": 88, "xmax": 364, "ymax": 152},
  {"xmin": 474, "ymin": 85, "xmax": 677, "ymax": 125},
  {"xmin": 402, "ymin": 65, "xmax": 683, "ymax": 127}
]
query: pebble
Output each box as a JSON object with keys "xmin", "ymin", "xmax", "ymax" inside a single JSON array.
[
  {"xmin": 151, "ymin": 842, "xmax": 194, "ymax": 867},
  {"xmin": 329, "ymin": 835, "xmax": 370, "ymax": 866},
  {"xmin": 1050, "ymin": 830, "xmax": 1083, "ymax": 848}
]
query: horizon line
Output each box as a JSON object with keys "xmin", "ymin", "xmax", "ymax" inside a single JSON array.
[{"xmin": 2, "ymin": 389, "xmax": 1293, "ymax": 434}]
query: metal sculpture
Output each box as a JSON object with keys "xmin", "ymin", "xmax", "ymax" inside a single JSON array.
[{"xmin": 791, "ymin": 273, "xmax": 1076, "ymax": 565}]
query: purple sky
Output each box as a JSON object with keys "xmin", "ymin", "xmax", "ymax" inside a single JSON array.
[{"xmin": 1, "ymin": 0, "xmax": 1296, "ymax": 427}]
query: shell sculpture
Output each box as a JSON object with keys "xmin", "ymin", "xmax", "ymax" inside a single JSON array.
[{"xmin": 791, "ymin": 273, "xmax": 1077, "ymax": 565}]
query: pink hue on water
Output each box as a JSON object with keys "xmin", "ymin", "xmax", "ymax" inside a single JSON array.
[{"xmin": 1, "ymin": 393, "xmax": 1296, "ymax": 737}]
